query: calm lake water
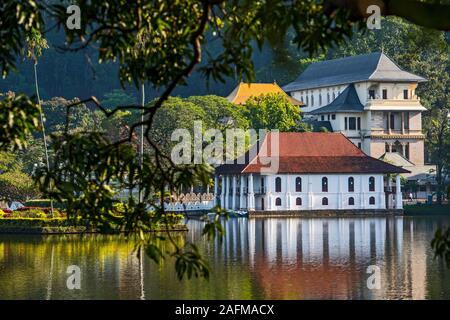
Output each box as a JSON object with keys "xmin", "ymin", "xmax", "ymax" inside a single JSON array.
[{"xmin": 1, "ymin": 216, "xmax": 450, "ymax": 300}]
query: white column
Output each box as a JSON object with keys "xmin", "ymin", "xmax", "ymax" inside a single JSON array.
[
  {"xmin": 247, "ymin": 174, "xmax": 255, "ymax": 210},
  {"xmin": 379, "ymin": 175, "xmax": 386, "ymax": 209},
  {"xmin": 214, "ymin": 175, "xmax": 218, "ymax": 206},
  {"xmin": 360, "ymin": 175, "xmax": 365, "ymax": 209},
  {"xmin": 239, "ymin": 175, "xmax": 245, "ymax": 209},
  {"xmin": 266, "ymin": 175, "xmax": 272, "ymax": 210},
  {"xmin": 395, "ymin": 174, "xmax": 403, "ymax": 209},
  {"xmin": 220, "ymin": 176, "xmax": 225, "ymax": 208},
  {"xmin": 224, "ymin": 175, "xmax": 229, "ymax": 210},
  {"xmin": 232, "ymin": 175, "xmax": 237, "ymax": 210},
  {"xmin": 337, "ymin": 175, "xmax": 342, "ymax": 209},
  {"xmin": 308, "ymin": 175, "xmax": 313, "ymax": 210},
  {"xmin": 285, "ymin": 175, "xmax": 291, "ymax": 210}
]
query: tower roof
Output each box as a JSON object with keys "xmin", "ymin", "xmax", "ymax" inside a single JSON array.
[
  {"xmin": 283, "ymin": 52, "xmax": 426, "ymax": 92},
  {"xmin": 311, "ymin": 84, "xmax": 364, "ymax": 114}
]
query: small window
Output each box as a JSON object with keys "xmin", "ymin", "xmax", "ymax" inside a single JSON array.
[
  {"xmin": 322, "ymin": 177, "xmax": 328, "ymax": 192},
  {"xmin": 275, "ymin": 177, "xmax": 282, "ymax": 193},
  {"xmin": 275, "ymin": 197, "xmax": 282, "ymax": 206},
  {"xmin": 357, "ymin": 117, "xmax": 361, "ymax": 130},
  {"xmin": 311, "ymin": 95, "xmax": 314, "ymax": 106},
  {"xmin": 348, "ymin": 177, "xmax": 354, "ymax": 192},
  {"xmin": 306, "ymin": 96, "xmax": 309, "ymax": 105},
  {"xmin": 327, "ymin": 93, "xmax": 330, "ymax": 103},
  {"xmin": 382, "ymin": 89, "xmax": 387, "ymax": 99},
  {"xmin": 296, "ymin": 197, "xmax": 302, "ymax": 206},
  {"xmin": 403, "ymin": 90, "xmax": 408, "ymax": 99},
  {"xmin": 322, "ymin": 197, "xmax": 328, "ymax": 205},
  {"xmin": 369, "ymin": 89, "xmax": 375, "ymax": 99},
  {"xmin": 295, "ymin": 177, "xmax": 302, "ymax": 192},
  {"xmin": 369, "ymin": 176, "xmax": 375, "ymax": 192},
  {"xmin": 349, "ymin": 197, "xmax": 355, "ymax": 205},
  {"xmin": 385, "ymin": 143, "xmax": 390, "ymax": 153},
  {"xmin": 331, "ymin": 114, "xmax": 336, "ymax": 120},
  {"xmin": 319, "ymin": 94, "xmax": 322, "ymax": 105},
  {"xmin": 327, "ymin": 114, "xmax": 330, "ymax": 120},
  {"xmin": 345, "ymin": 117, "xmax": 348, "ymax": 130},
  {"xmin": 369, "ymin": 196, "xmax": 375, "ymax": 205},
  {"xmin": 390, "ymin": 113, "xmax": 395, "ymax": 129},
  {"xmin": 357, "ymin": 142, "xmax": 362, "ymax": 149},
  {"xmin": 321, "ymin": 115, "xmax": 325, "ymax": 121},
  {"xmin": 348, "ymin": 117, "xmax": 356, "ymax": 130}
]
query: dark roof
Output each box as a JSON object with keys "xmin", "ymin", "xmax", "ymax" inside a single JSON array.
[
  {"xmin": 283, "ymin": 52, "xmax": 426, "ymax": 92},
  {"xmin": 215, "ymin": 132, "xmax": 409, "ymax": 175},
  {"xmin": 311, "ymin": 84, "xmax": 364, "ymax": 114}
]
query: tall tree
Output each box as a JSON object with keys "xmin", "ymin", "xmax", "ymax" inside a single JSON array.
[{"xmin": 24, "ymin": 28, "xmax": 53, "ymax": 214}]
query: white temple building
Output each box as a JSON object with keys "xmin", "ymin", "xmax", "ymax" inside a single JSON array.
[
  {"xmin": 282, "ymin": 52, "xmax": 439, "ymax": 199},
  {"xmin": 214, "ymin": 132, "xmax": 408, "ymax": 212}
]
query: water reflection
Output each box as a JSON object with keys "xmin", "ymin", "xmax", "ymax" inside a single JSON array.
[{"xmin": 0, "ymin": 217, "xmax": 449, "ymax": 299}]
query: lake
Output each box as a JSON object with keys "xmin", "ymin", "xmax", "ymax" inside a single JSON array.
[{"xmin": 1, "ymin": 216, "xmax": 450, "ymax": 299}]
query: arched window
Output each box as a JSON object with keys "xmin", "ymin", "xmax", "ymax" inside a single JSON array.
[
  {"xmin": 349, "ymin": 197, "xmax": 355, "ymax": 205},
  {"xmin": 311, "ymin": 94, "xmax": 314, "ymax": 106},
  {"xmin": 369, "ymin": 196, "xmax": 375, "ymax": 205},
  {"xmin": 348, "ymin": 177, "xmax": 354, "ymax": 192},
  {"xmin": 295, "ymin": 177, "xmax": 302, "ymax": 192},
  {"xmin": 369, "ymin": 177, "xmax": 375, "ymax": 192},
  {"xmin": 296, "ymin": 197, "xmax": 302, "ymax": 206},
  {"xmin": 275, "ymin": 197, "xmax": 282, "ymax": 206},
  {"xmin": 275, "ymin": 177, "xmax": 282, "ymax": 192},
  {"xmin": 322, "ymin": 197, "xmax": 328, "ymax": 205},
  {"xmin": 322, "ymin": 177, "xmax": 328, "ymax": 192}
]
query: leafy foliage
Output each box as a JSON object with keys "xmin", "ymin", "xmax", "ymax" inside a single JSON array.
[
  {"xmin": 432, "ymin": 227, "xmax": 450, "ymax": 268},
  {"xmin": 0, "ymin": 93, "xmax": 41, "ymax": 150},
  {"xmin": 244, "ymin": 93, "xmax": 302, "ymax": 131}
]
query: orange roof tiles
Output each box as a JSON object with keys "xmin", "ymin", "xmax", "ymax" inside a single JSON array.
[{"xmin": 226, "ymin": 82, "xmax": 303, "ymax": 106}]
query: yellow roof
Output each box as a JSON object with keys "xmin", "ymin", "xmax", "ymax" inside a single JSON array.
[{"xmin": 226, "ymin": 82, "xmax": 304, "ymax": 106}]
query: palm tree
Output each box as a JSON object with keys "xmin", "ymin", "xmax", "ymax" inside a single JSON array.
[{"xmin": 25, "ymin": 29, "xmax": 54, "ymax": 216}]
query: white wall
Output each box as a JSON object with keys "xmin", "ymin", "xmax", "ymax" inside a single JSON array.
[{"xmin": 219, "ymin": 173, "xmax": 387, "ymax": 211}]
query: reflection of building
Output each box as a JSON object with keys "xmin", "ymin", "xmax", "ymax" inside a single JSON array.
[
  {"xmin": 226, "ymin": 82, "xmax": 303, "ymax": 105},
  {"xmin": 215, "ymin": 132, "xmax": 408, "ymax": 211},
  {"xmin": 244, "ymin": 217, "xmax": 428, "ymax": 299}
]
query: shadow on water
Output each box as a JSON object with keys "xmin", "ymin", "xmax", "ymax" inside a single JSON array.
[{"xmin": 0, "ymin": 216, "xmax": 450, "ymax": 299}]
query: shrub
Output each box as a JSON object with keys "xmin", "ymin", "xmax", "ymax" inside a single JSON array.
[{"xmin": 24, "ymin": 199, "xmax": 66, "ymax": 209}]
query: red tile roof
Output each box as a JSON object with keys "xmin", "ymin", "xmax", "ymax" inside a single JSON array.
[{"xmin": 216, "ymin": 132, "xmax": 409, "ymax": 174}]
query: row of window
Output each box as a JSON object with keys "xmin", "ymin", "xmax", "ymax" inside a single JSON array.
[
  {"xmin": 344, "ymin": 117, "xmax": 361, "ymax": 131},
  {"xmin": 274, "ymin": 196, "xmax": 376, "ymax": 206},
  {"xmin": 302, "ymin": 91, "xmax": 340, "ymax": 107},
  {"xmin": 274, "ymin": 177, "xmax": 376, "ymax": 193},
  {"xmin": 368, "ymin": 89, "xmax": 410, "ymax": 100}
]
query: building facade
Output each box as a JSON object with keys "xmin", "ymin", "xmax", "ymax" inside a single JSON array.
[
  {"xmin": 283, "ymin": 52, "xmax": 427, "ymax": 166},
  {"xmin": 215, "ymin": 132, "xmax": 408, "ymax": 211}
]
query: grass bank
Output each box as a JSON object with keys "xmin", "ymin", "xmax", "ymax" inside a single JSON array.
[{"xmin": 0, "ymin": 218, "xmax": 188, "ymax": 234}]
